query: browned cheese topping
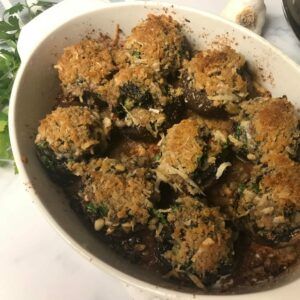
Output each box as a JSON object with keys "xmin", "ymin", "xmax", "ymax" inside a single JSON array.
[
  {"xmin": 55, "ymin": 37, "xmax": 118, "ymax": 96},
  {"xmin": 100, "ymin": 65, "xmax": 168, "ymax": 108},
  {"xmin": 237, "ymin": 161, "xmax": 300, "ymax": 243},
  {"xmin": 124, "ymin": 14, "xmax": 186, "ymax": 75},
  {"xmin": 35, "ymin": 106, "xmax": 109, "ymax": 159},
  {"xmin": 81, "ymin": 158, "xmax": 154, "ymax": 233},
  {"xmin": 159, "ymin": 119, "xmax": 206, "ymax": 174},
  {"xmin": 157, "ymin": 118, "xmax": 232, "ymax": 194},
  {"xmin": 164, "ymin": 196, "xmax": 233, "ymax": 280},
  {"xmin": 66, "ymin": 158, "xmax": 105, "ymax": 177},
  {"xmin": 208, "ymin": 159, "xmax": 253, "ymax": 220},
  {"xmin": 183, "ymin": 47, "xmax": 248, "ymax": 106},
  {"xmin": 233, "ymin": 97, "xmax": 299, "ymax": 163},
  {"xmin": 124, "ymin": 108, "xmax": 166, "ymax": 137}
]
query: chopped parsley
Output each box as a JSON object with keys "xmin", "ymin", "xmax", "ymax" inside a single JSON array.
[
  {"xmin": 251, "ymin": 182, "xmax": 260, "ymax": 194},
  {"xmin": 132, "ymin": 50, "xmax": 141, "ymax": 59},
  {"xmin": 238, "ymin": 183, "xmax": 246, "ymax": 194},
  {"xmin": 86, "ymin": 202, "xmax": 108, "ymax": 217},
  {"xmin": 151, "ymin": 208, "xmax": 167, "ymax": 225}
]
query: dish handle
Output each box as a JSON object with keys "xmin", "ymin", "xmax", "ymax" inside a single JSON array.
[{"xmin": 17, "ymin": 0, "xmax": 112, "ymax": 62}]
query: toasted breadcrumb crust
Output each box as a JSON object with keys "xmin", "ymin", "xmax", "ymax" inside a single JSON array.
[
  {"xmin": 232, "ymin": 97, "xmax": 299, "ymax": 163},
  {"xmin": 159, "ymin": 119, "xmax": 206, "ymax": 174},
  {"xmin": 80, "ymin": 158, "xmax": 154, "ymax": 233},
  {"xmin": 163, "ymin": 196, "xmax": 233, "ymax": 279},
  {"xmin": 99, "ymin": 65, "xmax": 168, "ymax": 109},
  {"xmin": 35, "ymin": 106, "xmax": 109, "ymax": 159},
  {"xmin": 208, "ymin": 159, "xmax": 253, "ymax": 220},
  {"xmin": 66, "ymin": 158, "xmax": 105, "ymax": 177},
  {"xmin": 157, "ymin": 118, "xmax": 232, "ymax": 194},
  {"xmin": 124, "ymin": 14, "xmax": 187, "ymax": 76},
  {"xmin": 55, "ymin": 37, "xmax": 118, "ymax": 96},
  {"xmin": 124, "ymin": 108, "xmax": 167, "ymax": 138},
  {"xmin": 236, "ymin": 161, "xmax": 300, "ymax": 243},
  {"xmin": 183, "ymin": 47, "xmax": 248, "ymax": 107}
]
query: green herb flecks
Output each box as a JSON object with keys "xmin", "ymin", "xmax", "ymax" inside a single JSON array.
[
  {"xmin": 151, "ymin": 208, "xmax": 167, "ymax": 225},
  {"xmin": 251, "ymin": 182, "xmax": 260, "ymax": 194},
  {"xmin": 0, "ymin": 1, "xmax": 56, "ymax": 168},
  {"xmin": 132, "ymin": 50, "xmax": 141, "ymax": 59},
  {"xmin": 86, "ymin": 202, "xmax": 109, "ymax": 218},
  {"xmin": 238, "ymin": 183, "xmax": 246, "ymax": 194}
]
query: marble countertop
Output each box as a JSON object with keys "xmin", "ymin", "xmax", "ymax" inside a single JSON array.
[{"xmin": 0, "ymin": 1, "xmax": 299, "ymax": 300}]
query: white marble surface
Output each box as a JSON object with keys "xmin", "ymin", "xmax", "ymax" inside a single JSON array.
[{"xmin": 0, "ymin": 1, "xmax": 299, "ymax": 300}]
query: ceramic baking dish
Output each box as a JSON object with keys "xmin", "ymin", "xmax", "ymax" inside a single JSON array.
[{"xmin": 9, "ymin": 0, "xmax": 300, "ymax": 298}]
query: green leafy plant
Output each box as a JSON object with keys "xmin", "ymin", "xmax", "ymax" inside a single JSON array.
[{"xmin": 0, "ymin": 0, "xmax": 56, "ymax": 167}]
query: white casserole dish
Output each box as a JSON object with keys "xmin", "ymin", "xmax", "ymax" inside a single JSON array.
[{"xmin": 9, "ymin": 0, "xmax": 300, "ymax": 298}]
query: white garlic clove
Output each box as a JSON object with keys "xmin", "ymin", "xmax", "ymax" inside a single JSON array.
[{"xmin": 221, "ymin": 0, "xmax": 266, "ymax": 35}]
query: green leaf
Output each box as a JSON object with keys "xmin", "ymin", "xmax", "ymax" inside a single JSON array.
[
  {"xmin": 0, "ymin": 21, "xmax": 16, "ymax": 32},
  {"xmin": 0, "ymin": 127, "xmax": 13, "ymax": 166},
  {"xmin": 0, "ymin": 120, "xmax": 7, "ymax": 132},
  {"xmin": 4, "ymin": 3, "xmax": 25, "ymax": 16},
  {"xmin": 8, "ymin": 16, "xmax": 20, "ymax": 29},
  {"xmin": 35, "ymin": 1, "xmax": 56, "ymax": 9}
]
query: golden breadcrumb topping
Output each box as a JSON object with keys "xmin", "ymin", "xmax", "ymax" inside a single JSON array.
[
  {"xmin": 208, "ymin": 159, "xmax": 253, "ymax": 220},
  {"xmin": 164, "ymin": 196, "xmax": 232, "ymax": 277},
  {"xmin": 96, "ymin": 65, "xmax": 169, "ymax": 110},
  {"xmin": 183, "ymin": 47, "xmax": 248, "ymax": 105},
  {"xmin": 157, "ymin": 118, "xmax": 232, "ymax": 194},
  {"xmin": 124, "ymin": 108, "xmax": 166, "ymax": 138},
  {"xmin": 55, "ymin": 37, "xmax": 117, "ymax": 96},
  {"xmin": 66, "ymin": 158, "xmax": 105, "ymax": 177},
  {"xmin": 81, "ymin": 158, "xmax": 154, "ymax": 233},
  {"xmin": 235, "ymin": 97, "xmax": 299, "ymax": 163},
  {"xmin": 236, "ymin": 162, "xmax": 300, "ymax": 242},
  {"xmin": 35, "ymin": 106, "xmax": 108, "ymax": 159},
  {"xmin": 124, "ymin": 14, "xmax": 186, "ymax": 75},
  {"xmin": 159, "ymin": 119, "xmax": 206, "ymax": 174}
]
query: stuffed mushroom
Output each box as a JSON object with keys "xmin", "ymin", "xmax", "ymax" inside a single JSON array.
[
  {"xmin": 124, "ymin": 14, "xmax": 190, "ymax": 77},
  {"xmin": 105, "ymin": 65, "xmax": 184, "ymax": 140},
  {"xmin": 156, "ymin": 117, "xmax": 233, "ymax": 195},
  {"xmin": 157, "ymin": 196, "xmax": 234, "ymax": 287},
  {"xmin": 77, "ymin": 158, "xmax": 155, "ymax": 234},
  {"xmin": 229, "ymin": 97, "xmax": 300, "ymax": 163},
  {"xmin": 181, "ymin": 47, "xmax": 251, "ymax": 115},
  {"xmin": 235, "ymin": 159, "xmax": 300, "ymax": 244},
  {"xmin": 55, "ymin": 37, "xmax": 119, "ymax": 98},
  {"xmin": 35, "ymin": 106, "xmax": 111, "ymax": 180}
]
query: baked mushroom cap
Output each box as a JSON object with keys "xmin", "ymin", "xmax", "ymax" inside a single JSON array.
[
  {"xmin": 181, "ymin": 47, "xmax": 250, "ymax": 115},
  {"xmin": 236, "ymin": 160, "xmax": 300, "ymax": 244},
  {"xmin": 105, "ymin": 65, "xmax": 184, "ymax": 140},
  {"xmin": 229, "ymin": 97, "xmax": 300, "ymax": 163},
  {"xmin": 207, "ymin": 158, "xmax": 253, "ymax": 220},
  {"xmin": 79, "ymin": 158, "xmax": 155, "ymax": 234},
  {"xmin": 156, "ymin": 118, "xmax": 233, "ymax": 195},
  {"xmin": 35, "ymin": 106, "xmax": 111, "ymax": 160},
  {"xmin": 161, "ymin": 196, "xmax": 234, "ymax": 286},
  {"xmin": 124, "ymin": 14, "xmax": 189, "ymax": 77},
  {"xmin": 55, "ymin": 37, "xmax": 118, "ymax": 97}
]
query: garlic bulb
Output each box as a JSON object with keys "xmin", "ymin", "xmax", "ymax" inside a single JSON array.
[{"xmin": 221, "ymin": 0, "xmax": 266, "ymax": 35}]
